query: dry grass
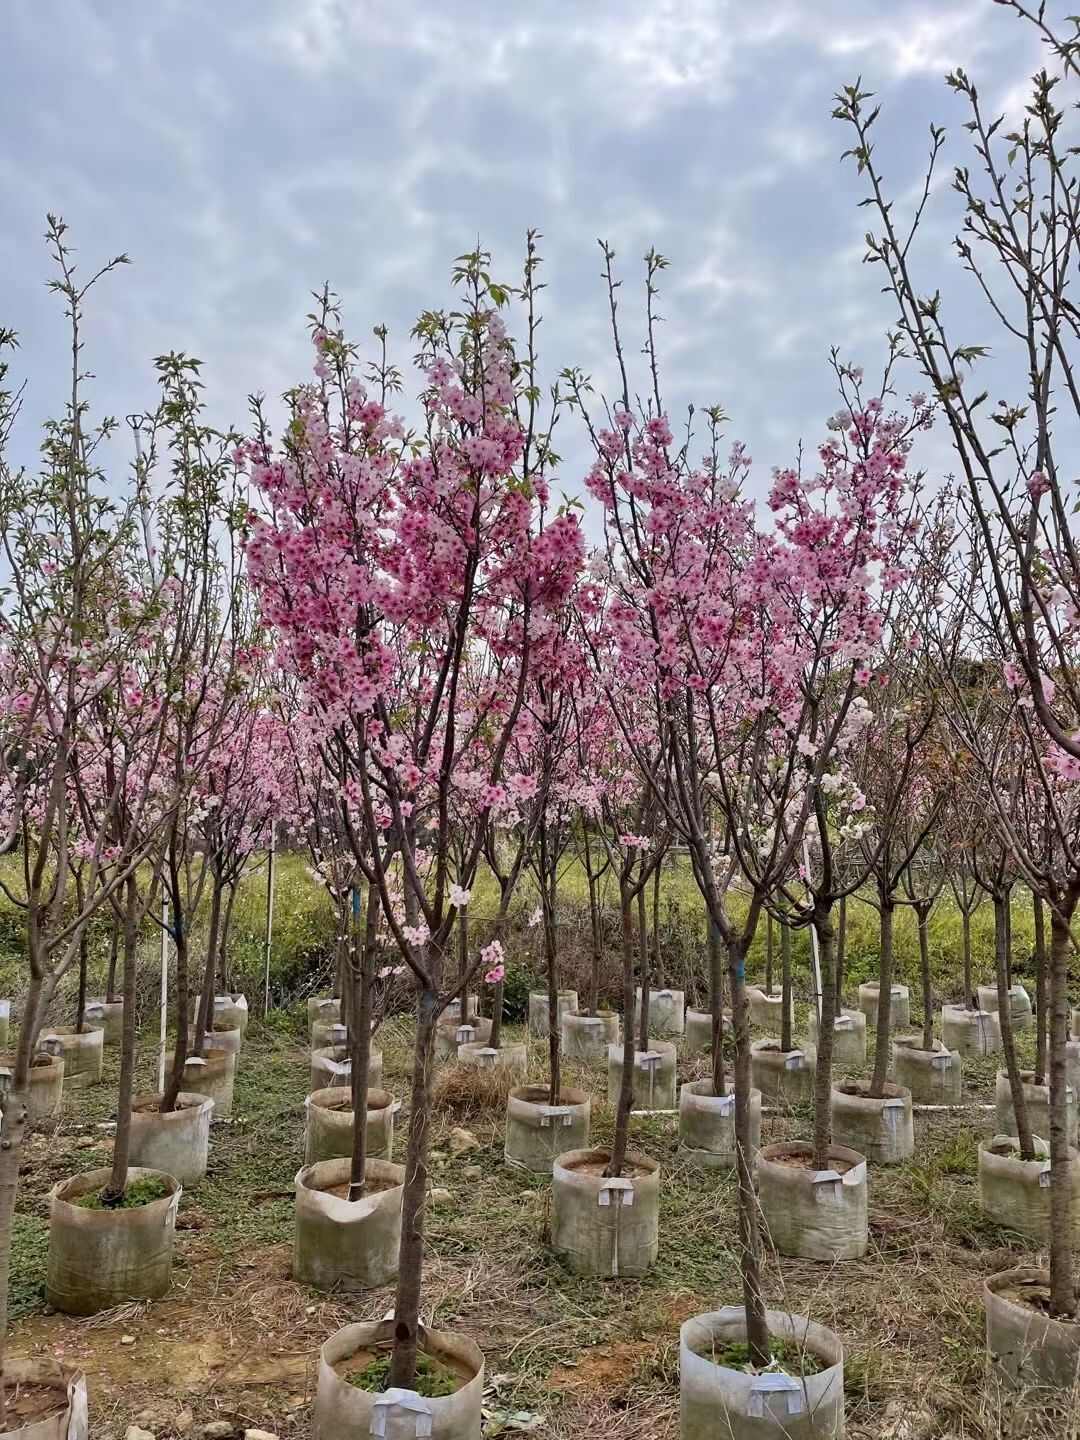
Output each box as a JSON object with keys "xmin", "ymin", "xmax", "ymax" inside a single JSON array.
[{"xmin": 433, "ymin": 1059, "xmax": 517, "ymax": 1122}]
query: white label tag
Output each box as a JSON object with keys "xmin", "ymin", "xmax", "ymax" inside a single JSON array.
[
  {"xmin": 1040, "ymin": 1166, "xmax": 1052, "ymax": 1188},
  {"xmin": 539, "ymin": 1106, "xmax": 572, "ymax": 1128},
  {"xmin": 636, "ymin": 1051, "xmax": 663, "ymax": 1069},
  {"xmin": 599, "ymin": 1177, "xmax": 635, "ymax": 1207},
  {"xmin": 455, "ymin": 1026, "xmax": 475, "ymax": 1044},
  {"xmin": 370, "ymin": 1389, "xmax": 433, "ymax": 1439},
  {"xmin": 784, "ymin": 1051, "xmax": 805, "ymax": 1071},
  {"xmin": 834, "ymin": 1016, "xmax": 853, "ymax": 1031},
  {"xmin": 749, "ymin": 1375, "xmax": 804, "ymax": 1418},
  {"xmin": 932, "ymin": 1053, "xmax": 952, "ymax": 1070}
]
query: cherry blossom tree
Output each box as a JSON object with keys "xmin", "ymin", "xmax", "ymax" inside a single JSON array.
[{"xmin": 246, "ymin": 248, "xmax": 584, "ymax": 1386}]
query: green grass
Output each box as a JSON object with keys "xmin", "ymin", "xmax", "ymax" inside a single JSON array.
[
  {"xmin": 73, "ymin": 1174, "xmax": 171, "ymax": 1210},
  {"xmin": 9, "ymin": 1212, "xmax": 48, "ymax": 1319}
]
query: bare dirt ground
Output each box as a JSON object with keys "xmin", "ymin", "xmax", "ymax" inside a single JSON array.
[{"xmin": 9, "ymin": 1007, "xmax": 1077, "ymax": 1439}]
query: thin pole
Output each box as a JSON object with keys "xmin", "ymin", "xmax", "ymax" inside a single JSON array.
[
  {"xmin": 263, "ymin": 833, "xmax": 276, "ymax": 1017},
  {"xmin": 158, "ymin": 891, "xmax": 169, "ymax": 1092}
]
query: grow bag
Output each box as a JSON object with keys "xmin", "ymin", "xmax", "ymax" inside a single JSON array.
[
  {"xmin": 304, "ymin": 1085, "xmax": 396, "ymax": 1166},
  {"xmin": 128, "ymin": 1091, "xmax": 213, "ymax": 1186},
  {"xmin": 560, "ymin": 1011, "xmax": 620, "ymax": 1063},
  {"xmin": 680, "ymin": 1307, "xmax": 844, "ymax": 1439},
  {"xmin": 0, "ymin": 1358, "xmax": 87, "ymax": 1440},
  {"xmin": 678, "ymin": 1081, "xmax": 761, "ymax": 1169},
  {"xmin": 313, "ymin": 1319, "xmax": 484, "ymax": 1440},
  {"xmin": 607, "ymin": 1041, "xmax": 677, "ymax": 1112},
  {"xmin": 293, "ymin": 1155, "xmax": 405, "ymax": 1291},
  {"xmin": 756, "ymin": 1141, "xmax": 868, "ymax": 1261},
  {"xmin": 504, "ymin": 1085, "xmax": 591, "ymax": 1172},
  {"xmin": 528, "ymin": 990, "xmax": 579, "ymax": 1039},
  {"xmin": 830, "ymin": 1082, "xmax": 913, "ymax": 1164},
  {"xmin": 45, "ymin": 1166, "xmax": 180, "ymax": 1315},
  {"xmin": 551, "ymin": 1147, "xmax": 660, "ymax": 1278}
]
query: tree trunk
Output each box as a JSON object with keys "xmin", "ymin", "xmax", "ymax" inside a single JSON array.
[
  {"xmin": 779, "ymin": 920, "xmax": 793, "ymax": 1053},
  {"xmin": 1034, "ymin": 893, "xmax": 1048, "ymax": 1087},
  {"xmin": 709, "ymin": 918, "xmax": 726, "ymax": 1098},
  {"xmin": 870, "ymin": 897, "xmax": 895, "ymax": 1098},
  {"xmin": 160, "ymin": 900, "xmax": 189, "ymax": 1115},
  {"xmin": 388, "ymin": 987, "xmax": 438, "ymax": 1389},
  {"xmin": 812, "ymin": 905, "xmax": 836, "ymax": 1171},
  {"xmin": 192, "ymin": 876, "xmax": 225, "ymax": 1059},
  {"xmin": 1003, "ymin": 889, "xmax": 1013, "ymax": 990},
  {"xmin": 765, "ymin": 912, "xmax": 773, "ymax": 995},
  {"xmin": 996, "ymin": 894, "xmax": 1035, "ymax": 1161},
  {"xmin": 636, "ymin": 885, "xmax": 650, "ymax": 1051},
  {"xmin": 105, "ymin": 915, "xmax": 120, "ymax": 1004},
  {"xmin": 219, "ymin": 881, "xmax": 239, "ymax": 994},
  {"xmin": 729, "ymin": 933, "xmax": 768, "ymax": 1367},
  {"xmin": 606, "ymin": 884, "xmax": 637, "ymax": 1179},
  {"xmin": 349, "ymin": 885, "xmax": 378, "ymax": 1200},
  {"xmin": 651, "ymin": 863, "xmax": 664, "ymax": 987},
  {"xmin": 544, "ymin": 862, "xmax": 561, "ymax": 1108},
  {"xmin": 585, "ymin": 837, "xmax": 602, "ymax": 1016},
  {"xmin": 0, "ymin": 970, "xmax": 43, "ymax": 1420},
  {"xmin": 961, "ymin": 907, "xmax": 973, "ymax": 1007},
  {"xmin": 74, "ymin": 927, "xmax": 89, "ymax": 1034},
  {"xmin": 918, "ymin": 904, "xmax": 933, "ymax": 1052},
  {"xmin": 103, "ymin": 878, "xmax": 140, "ymax": 1202},
  {"xmin": 836, "ymin": 895, "xmax": 846, "ymax": 1010},
  {"xmin": 488, "ymin": 978, "xmax": 505, "ymax": 1049},
  {"xmin": 1048, "ymin": 898, "xmax": 1077, "ymax": 1318}
]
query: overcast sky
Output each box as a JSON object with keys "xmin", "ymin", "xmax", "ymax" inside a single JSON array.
[{"xmin": 0, "ymin": 0, "xmax": 1052, "ymax": 500}]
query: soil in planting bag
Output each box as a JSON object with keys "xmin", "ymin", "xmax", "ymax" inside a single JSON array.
[
  {"xmin": 683, "ymin": 1008, "xmax": 733, "ymax": 1058},
  {"xmin": 458, "ymin": 1040, "xmax": 527, "ymax": 1077},
  {"xmin": 38, "ymin": 1026, "xmax": 103, "ymax": 1088},
  {"xmin": 181, "ymin": 1048, "xmax": 236, "ymax": 1119},
  {"xmin": 857, "ymin": 981, "xmax": 909, "ymax": 1031},
  {"xmin": 309, "ymin": 1045, "xmax": 384, "ymax": 1094},
  {"xmin": 750, "ymin": 1040, "xmax": 816, "ymax": 1103},
  {"xmin": 435, "ymin": 1016, "xmax": 493, "ymax": 1062},
  {"xmin": 978, "ymin": 984, "xmax": 1032, "ymax": 1032},
  {"xmin": 129, "ymin": 1091, "xmax": 213, "ymax": 1186},
  {"xmin": 82, "ymin": 998, "xmax": 123, "ymax": 1045},
  {"xmin": 807, "ymin": 1008, "xmax": 867, "ymax": 1068},
  {"xmin": 747, "ymin": 986, "xmax": 795, "ymax": 1032},
  {"xmin": 941, "ymin": 1004, "xmax": 1000, "ymax": 1058},
  {"xmin": 213, "ymin": 993, "xmax": 248, "ymax": 1035},
  {"xmin": 892, "ymin": 1039, "xmax": 962, "ymax": 1105},
  {"xmin": 305, "ymin": 1085, "xmax": 396, "ymax": 1166},
  {"xmin": 994, "ymin": 1069, "xmax": 1077, "ymax": 1146},
  {"xmin": 2, "ymin": 1052, "xmax": 65, "ymax": 1122}
]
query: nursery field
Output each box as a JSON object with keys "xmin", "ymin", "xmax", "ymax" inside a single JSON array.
[{"xmin": 8, "ymin": 1003, "xmax": 1068, "ymax": 1440}]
